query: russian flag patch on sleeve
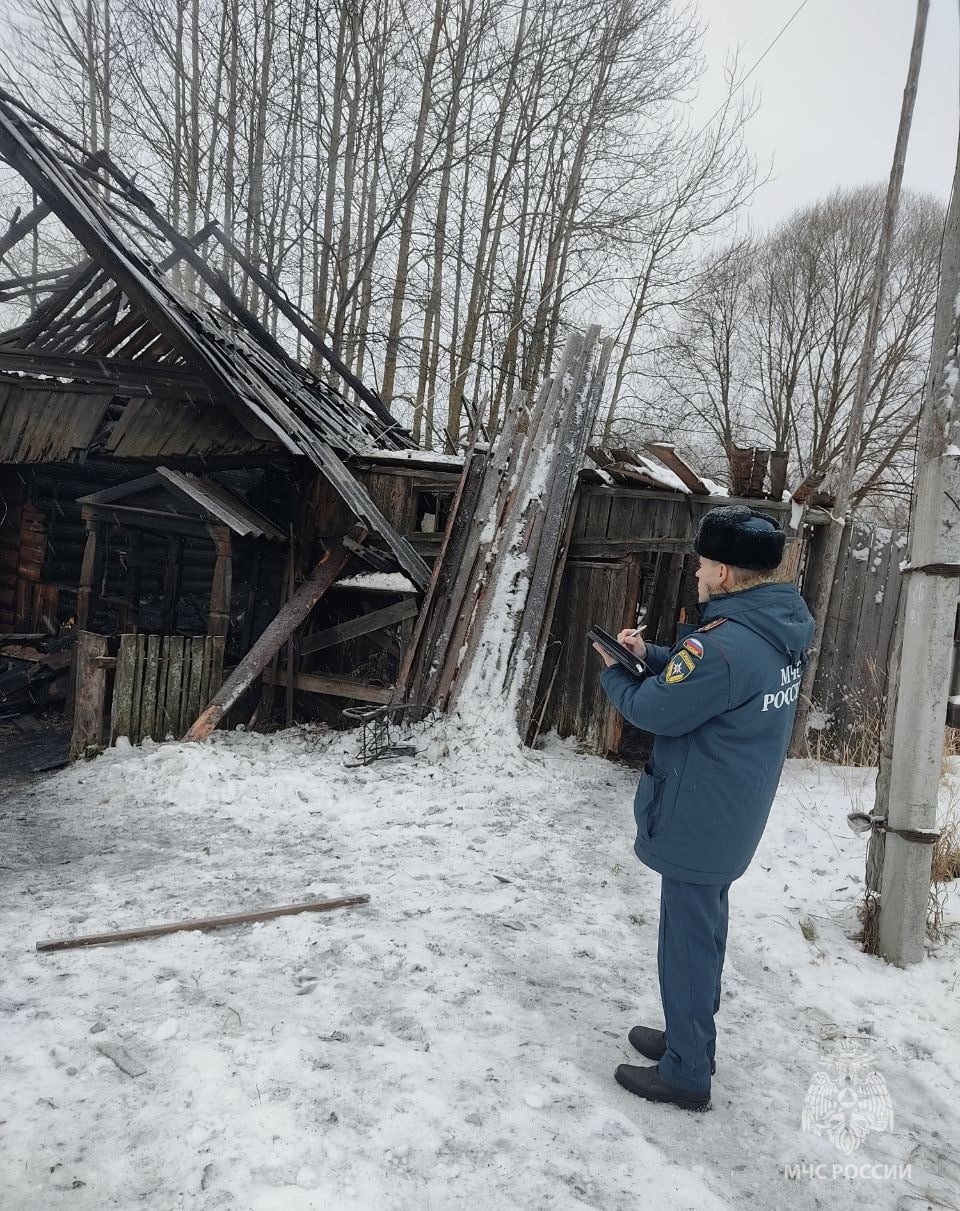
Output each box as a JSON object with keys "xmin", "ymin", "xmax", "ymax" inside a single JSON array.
[{"xmin": 682, "ymin": 637, "xmax": 705, "ymax": 660}]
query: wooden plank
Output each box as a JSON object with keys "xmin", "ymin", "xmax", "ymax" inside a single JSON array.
[
  {"xmin": 110, "ymin": 632, "xmax": 138, "ymax": 742},
  {"xmin": 140, "ymin": 633, "xmax": 160, "ymax": 741},
  {"xmin": 154, "ymin": 637, "xmax": 169, "ymax": 738},
  {"xmin": 128, "ymin": 633, "xmax": 146, "ymax": 745},
  {"xmin": 847, "ymin": 529, "xmax": 888, "ymax": 727},
  {"xmin": 876, "ymin": 531, "xmax": 904, "ymax": 679},
  {"xmin": 391, "ymin": 437, "xmax": 488, "ymax": 706},
  {"xmin": 177, "ymin": 637, "xmax": 194, "ymax": 736},
  {"xmin": 164, "ymin": 635, "xmax": 185, "ymax": 738},
  {"xmin": 187, "ymin": 635, "xmax": 206, "ymax": 728},
  {"xmin": 832, "ymin": 522, "xmax": 874, "ymax": 736},
  {"xmin": 70, "ymin": 631, "xmax": 109, "ymax": 758},
  {"xmin": 582, "ymin": 488, "xmax": 614, "ymax": 540},
  {"xmin": 184, "ymin": 530, "xmax": 363, "ymax": 741},
  {"xmin": 300, "ymin": 598, "xmax": 420, "ymax": 656},
  {"xmin": 643, "ymin": 442, "xmax": 711, "ymax": 494},
  {"xmin": 447, "ymin": 332, "xmax": 599, "ymax": 716},
  {"xmin": 260, "ymin": 668, "xmax": 394, "ymax": 704},
  {"xmin": 37, "ymin": 894, "xmax": 371, "ymax": 953},
  {"xmin": 812, "ymin": 523, "xmax": 859, "ymax": 734},
  {"xmin": 210, "ymin": 634, "xmax": 225, "ymax": 695}
]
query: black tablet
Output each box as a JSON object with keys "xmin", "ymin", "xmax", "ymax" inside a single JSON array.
[{"xmin": 587, "ymin": 624, "xmax": 648, "ymax": 677}]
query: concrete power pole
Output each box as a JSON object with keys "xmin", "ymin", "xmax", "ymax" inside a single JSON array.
[
  {"xmin": 875, "ymin": 117, "xmax": 960, "ymax": 966},
  {"xmin": 791, "ymin": 0, "xmax": 929, "ymax": 755}
]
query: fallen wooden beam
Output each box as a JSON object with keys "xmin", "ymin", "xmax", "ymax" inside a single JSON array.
[
  {"xmin": 37, "ymin": 894, "xmax": 370, "ymax": 952},
  {"xmin": 184, "ymin": 527, "xmax": 366, "ymax": 741},
  {"xmin": 298, "ymin": 598, "xmax": 419, "ymax": 656},
  {"xmin": 261, "ymin": 668, "xmax": 394, "ymax": 703}
]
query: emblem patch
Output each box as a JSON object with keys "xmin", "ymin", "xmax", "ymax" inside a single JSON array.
[
  {"xmin": 682, "ymin": 637, "xmax": 705, "ymax": 660},
  {"xmin": 665, "ymin": 650, "xmax": 696, "ymax": 684}
]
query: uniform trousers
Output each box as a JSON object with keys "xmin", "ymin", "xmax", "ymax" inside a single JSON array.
[{"xmin": 656, "ymin": 875, "xmax": 731, "ymax": 1092}]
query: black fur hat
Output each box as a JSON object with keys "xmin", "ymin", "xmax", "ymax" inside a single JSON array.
[{"xmin": 693, "ymin": 505, "xmax": 785, "ymax": 571}]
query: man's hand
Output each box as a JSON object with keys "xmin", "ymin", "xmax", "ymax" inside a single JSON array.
[
  {"xmin": 592, "ymin": 642, "xmax": 617, "ymax": 668},
  {"xmin": 617, "ymin": 628, "xmax": 647, "ymax": 661}
]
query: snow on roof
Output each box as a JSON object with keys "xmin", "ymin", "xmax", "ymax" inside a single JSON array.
[
  {"xmin": 355, "ymin": 447, "xmax": 464, "ymax": 468},
  {"xmin": 624, "ymin": 456, "xmax": 690, "ymax": 494},
  {"xmin": 334, "ymin": 571, "xmax": 418, "ymax": 592}
]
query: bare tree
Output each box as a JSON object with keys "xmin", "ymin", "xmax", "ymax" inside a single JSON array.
[{"xmin": 647, "ymin": 186, "xmax": 942, "ymax": 510}]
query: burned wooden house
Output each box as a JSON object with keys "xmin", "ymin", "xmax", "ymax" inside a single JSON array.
[
  {"xmin": 0, "ymin": 90, "xmax": 437, "ymax": 740},
  {"xmin": 0, "ymin": 91, "xmax": 809, "ymax": 766}
]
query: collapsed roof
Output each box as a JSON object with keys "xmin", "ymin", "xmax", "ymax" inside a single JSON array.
[{"xmin": 0, "ymin": 89, "xmax": 429, "ymax": 586}]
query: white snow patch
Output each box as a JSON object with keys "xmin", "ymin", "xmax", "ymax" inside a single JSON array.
[
  {"xmin": 624, "ymin": 456, "xmax": 691, "ymax": 494},
  {"xmin": 701, "ymin": 476, "xmax": 729, "ymax": 497},
  {"xmin": 806, "ymin": 709, "xmax": 833, "ymax": 732},
  {"xmin": 355, "ymin": 447, "xmax": 464, "ymax": 467},
  {"xmin": 335, "ymin": 572, "xmax": 417, "ymax": 592}
]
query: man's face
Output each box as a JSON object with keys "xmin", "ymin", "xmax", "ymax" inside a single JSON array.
[{"xmin": 695, "ymin": 556, "xmax": 729, "ymax": 602}]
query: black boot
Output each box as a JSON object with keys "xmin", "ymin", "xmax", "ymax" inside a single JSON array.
[
  {"xmin": 628, "ymin": 1025, "xmax": 716, "ymax": 1075},
  {"xmin": 614, "ymin": 1063, "xmax": 710, "ymax": 1111}
]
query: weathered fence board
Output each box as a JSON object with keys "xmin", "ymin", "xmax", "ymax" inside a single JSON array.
[
  {"xmin": 805, "ymin": 521, "xmax": 905, "ymax": 755},
  {"xmin": 536, "ymin": 557, "xmax": 639, "ymax": 753},
  {"xmin": 110, "ymin": 633, "xmax": 225, "ymax": 745},
  {"xmin": 70, "ymin": 631, "xmax": 109, "ymax": 758}
]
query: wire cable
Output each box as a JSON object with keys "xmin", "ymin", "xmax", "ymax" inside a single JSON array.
[{"xmin": 694, "ymin": 0, "xmax": 813, "ymax": 136}]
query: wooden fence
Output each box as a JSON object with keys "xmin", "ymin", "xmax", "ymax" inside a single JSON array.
[
  {"xmin": 801, "ymin": 520, "xmax": 905, "ymax": 754},
  {"xmin": 71, "ymin": 631, "xmax": 225, "ymax": 757}
]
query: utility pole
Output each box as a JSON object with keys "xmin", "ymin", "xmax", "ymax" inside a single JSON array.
[
  {"xmin": 791, "ymin": 0, "xmax": 929, "ymax": 755},
  {"xmin": 873, "ymin": 116, "xmax": 960, "ymax": 966}
]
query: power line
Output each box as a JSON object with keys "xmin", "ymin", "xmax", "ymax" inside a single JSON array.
[{"xmin": 695, "ymin": 0, "xmax": 813, "ymax": 137}]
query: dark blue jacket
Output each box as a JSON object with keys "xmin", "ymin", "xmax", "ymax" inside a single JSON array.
[{"xmin": 600, "ymin": 583, "xmax": 815, "ymax": 885}]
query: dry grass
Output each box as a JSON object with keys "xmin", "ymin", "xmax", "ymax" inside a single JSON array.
[
  {"xmin": 928, "ymin": 804, "xmax": 960, "ymax": 943},
  {"xmin": 857, "ymin": 891, "xmax": 880, "ymax": 956},
  {"xmin": 931, "ymin": 815, "xmax": 960, "ymax": 884},
  {"xmin": 807, "ymin": 706, "xmax": 884, "ymax": 768}
]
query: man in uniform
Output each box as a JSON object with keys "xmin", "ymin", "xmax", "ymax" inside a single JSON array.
[{"xmin": 593, "ymin": 505, "xmax": 815, "ymax": 1111}]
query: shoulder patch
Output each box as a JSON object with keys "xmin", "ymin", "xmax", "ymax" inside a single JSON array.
[
  {"xmin": 665, "ymin": 650, "xmax": 696, "ymax": 684},
  {"xmin": 682, "ymin": 637, "xmax": 705, "ymax": 660},
  {"xmin": 698, "ymin": 617, "xmax": 727, "ymax": 633}
]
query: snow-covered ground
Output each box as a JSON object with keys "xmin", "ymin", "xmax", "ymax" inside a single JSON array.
[{"xmin": 1, "ymin": 714, "xmax": 958, "ymax": 1211}]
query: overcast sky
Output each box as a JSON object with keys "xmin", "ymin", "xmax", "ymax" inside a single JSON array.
[{"xmin": 692, "ymin": 0, "xmax": 958, "ymax": 230}]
